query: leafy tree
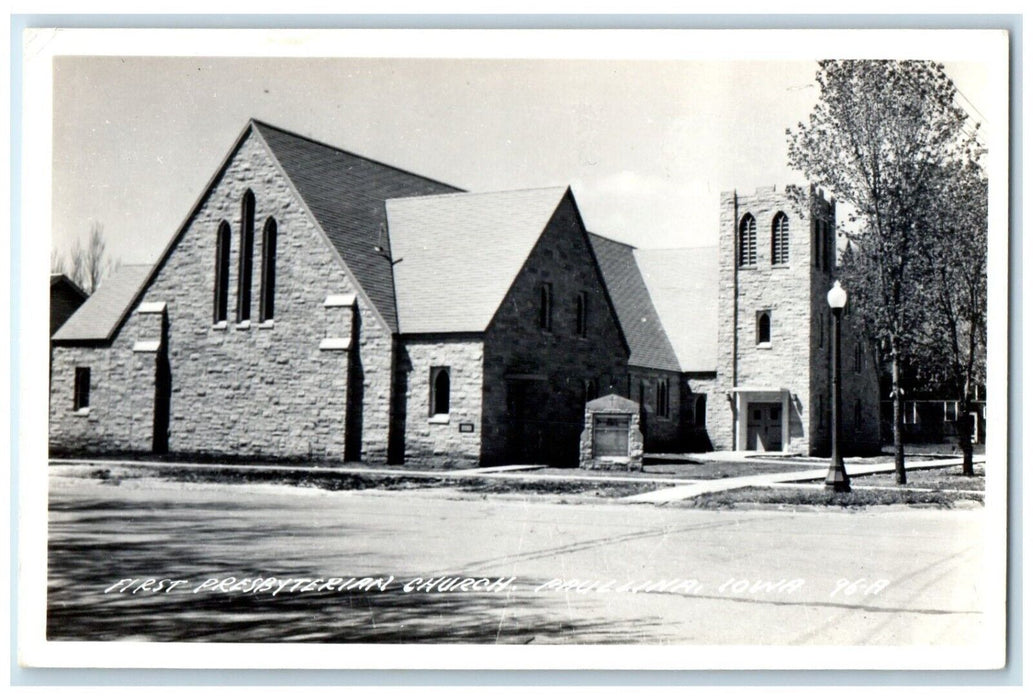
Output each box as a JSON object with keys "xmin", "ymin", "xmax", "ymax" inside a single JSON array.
[
  {"xmin": 787, "ymin": 60, "xmax": 978, "ymax": 484},
  {"xmin": 915, "ymin": 161, "xmax": 987, "ymax": 475}
]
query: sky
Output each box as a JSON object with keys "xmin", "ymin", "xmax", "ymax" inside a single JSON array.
[{"xmin": 50, "ymin": 55, "xmax": 990, "ymax": 266}]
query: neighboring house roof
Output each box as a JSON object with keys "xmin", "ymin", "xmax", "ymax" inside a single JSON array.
[
  {"xmin": 587, "ymin": 233, "xmax": 682, "ymax": 373},
  {"xmin": 52, "ymin": 264, "xmax": 154, "ymax": 343},
  {"xmin": 50, "ymin": 273, "xmax": 88, "ymax": 336},
  {"xmin": 50, "ymin": 273, "xmax": 87, "ymax": 297},
  {"xmin": 634, "ymin": 247, "xmax": 718, "ymax": 373},
  {"xmin": 386, "ymin": 187, "xmax": 570, "ymax": 334},
  {"xmin": 253, "ymin": 121, "xmax": 461, "ymax": 332}
]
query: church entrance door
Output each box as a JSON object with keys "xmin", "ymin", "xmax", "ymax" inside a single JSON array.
[{"xmin": 746, "ymin": 402, "xmax": 783, "ymax": 451}]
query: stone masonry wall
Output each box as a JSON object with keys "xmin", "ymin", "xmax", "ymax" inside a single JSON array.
[
  {"xmin": 839, "ymin": 314, "xmax": 883, "ymax": 454},
  {"xmin": 686, "ymin": 373, "xmax": 719, "ymax": 452},
  {"xmin": 714, "ymin": 191, "xmax": 740, "ymax": 451},
  {"xmin": 397, "ymin": 337, "xmax": 484, "ymax": 467},
  {"xmin": 482, "ymin": 194, "xmax": 630, "ymax": 466},
  {"xmin": 628, "ymin": 366, "xmax": 683, "ymax": 452},
  {"xmin": 717, "ymin": 186, "xmax": 835, "ymax": 454},
  {"xmin": 809, "ymin": 201, "xmax": 882, "ymax": 455},
  {"xmin": 50, "ymin": 307, "xmax": 165, "ymax": 453},
  {"xmin": 56, "ymin": 128, "xmax": 396, "ymax": 462}
]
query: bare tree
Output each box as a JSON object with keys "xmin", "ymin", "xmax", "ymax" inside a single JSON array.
[
  {"xmin": 65, "ymin": 222, "xmax": 117, "ymax": 294},
  {"xmin": 50, "ymin": 248, "xmax": 65, "ymax": 275}
]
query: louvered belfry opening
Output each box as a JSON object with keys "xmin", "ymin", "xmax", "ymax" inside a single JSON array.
[
  {"xmin": 738, "ymin": 213, "xmax": 757, "ymax": 267},
  {"xmin": 772, "ymin": 212, "xmax": 789, "ymax": 265}
]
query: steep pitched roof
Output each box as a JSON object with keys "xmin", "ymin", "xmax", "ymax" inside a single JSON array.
[
  {"xmin": 587, "ymin": 233, "xmax": 682, "ymax": 373},
  {"xmin": 634, "ymin": 247, "xmax": 718, "ymax": 373},
  {"xmin": 253, "ymin": 121, "xmax": 461, "ymax": 331},
  {"xmin": 386, "ymin": 187, "xmax": 569, "ymax": 334},
  {"xmin": 51, "ymin": 264, "xmax": 154, "ymax": 343}
]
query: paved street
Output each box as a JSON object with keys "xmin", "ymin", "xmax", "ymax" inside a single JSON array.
[{"xmin": 47, "ymin": 472, "xmax": 987, "ymax": 645}]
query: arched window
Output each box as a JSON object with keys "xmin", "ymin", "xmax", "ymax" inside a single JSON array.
[
  {"xmin": 237, "ymin": 190, "xmax": 256, "ymax": 322},
  {"xmin": 539, "ymin": 282, "xmax": 553, "ymax": 331},
  {"xmin": 583, "ymin": 379, "xmax": 598, "ymax": 405},
  {"xmin": 656, "ymin": 378, "xmax": 670, "ymax": 418},
  {"xmin": 259, "ymin": 217, "xmax": 277, "ymax": 322},
  {"xmin": 213, "ymin": 220, "xmax": 231, "ymax": 324},
  {"xmin": 431, "ymin": 367, "xmax": 450, "ymax": 417},
  {"xmin": 757, "ymin": 311, "xmax": 771, "ymax": 345},
  {"xmin": 738, "ymin": 214, "xmax": 757, "ymax": 267},
  {"xmin": 771, "ymin": 212, "xmax": 790, "ymax": 265},
  {"xmin": 813, "ymin": 221, "xmax": 821, "ymax": 269},
  {"xmin": 694, "ymin": 394, "xmax": 707, "ymax": 427},
  {"xmin": 854, "ymin": 342, "xmax": 864, "ymax": 372},
  {"xmin": 575, "ymin": 291, "xmax": 588, "ymax": 338}
]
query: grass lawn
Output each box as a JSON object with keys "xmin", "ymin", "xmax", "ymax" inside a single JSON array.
[
  {"xmin": 851, "ymin": 465, "xmax": 985, "ymax": 492},
  {"xmin": 86, "ymin": 465, "xmax": 665, "ymax": 499},
  {"xmin": 675, "ymin": 485, "xmax": 983, "ymax": 510}
]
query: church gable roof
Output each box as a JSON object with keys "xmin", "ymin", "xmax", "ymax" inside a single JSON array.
[
  {"xmin": 386, "ymin": 187, "xmax": 569, "ymax": 334},
  {"xmin": 253, "ymin": 121, "xmax": 461, "ymax": 331},
  {"xmin": 51, "ymin": 264, "xmax": 154, "ymax": 343},
  {"xmin": 587, "ymin": 233, "xmax": 682, "ymax": 373},
  {"xmin": 634, "ymin": 246, "xmax": 718, "ymax": 373}
]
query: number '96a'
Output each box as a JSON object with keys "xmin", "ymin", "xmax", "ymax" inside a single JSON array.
[{"xmin": 830, "ymin": 579, "xmax": 890, "ymax": 597}]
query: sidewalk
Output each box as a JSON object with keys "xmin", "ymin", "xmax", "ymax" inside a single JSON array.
[
  {"xmin": 623, "ymin": 455, "xmax": 986, "ymax": 504},
  {"xmin": 47, "ymin": 458, "xmax": 697, "ymax": 486},
  {"xmin": 49, "ymin": 453, "xmax": 984, "ymax": 503}
]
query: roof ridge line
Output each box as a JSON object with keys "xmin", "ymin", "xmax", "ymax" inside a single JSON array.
[
  {"xmin": 635, "ymin": 244, "xmax": 719, "ymax": 253},
  {"xmin": 386, "ymin": 184, "xmax": 568, "ymax": 204},
  {"xmin": 586, "ymin": 231, "xmax": 637, "ymax": 250},
  {"xmin": 250, "ymin": 118, "xmax": 464, "ymax": 193}
]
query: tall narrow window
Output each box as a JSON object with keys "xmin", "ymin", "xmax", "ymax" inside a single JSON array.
[
  {"xmin": 771, "ymin": 212, "xmax": 790, "ymax": 265},
  {"xmin": 738, "ymin": 213, "xmax": 757, "ymax": 267},
  {"xmin": 757, "ymin": 311, "xmax": 771, "ymax": 345},
  {"xmin": 213, "ymin": 220, "xmax": 231, "ymax": 323},
  {"xmin": 237, "ymin": 189, "xmax": 256, "ymax": 322},
  {"xmin": 694, "ymin": 394, "xmax": 707, "ymax": 427},
  {"xmin": 430, "ymin": 367, "xmax": 450, "ymax": 417},
  {"xmin": 818, "ymin": 312, "xmax": 825, "ymax": 348},
  {"xmin": 583, "ymin": 379, "xmax": 598, "ymax": 404},
  {"xmin": 539, "ymin": 282, "xmax": 553, "ymax": 331},
  {"xmin": 73, "ymin": 367, "xmax": 91, "ymax": 410},
  {"xmin": 813, "ymin": 221, "xmax": 821, "ymax": 269},
  {"xmin": 854, "ymin": 399, "xmax": 863, "ymax": 429},
  {"xmin": 259, "ymin": 217, "xmax": 277, "ymax": 322},
  {"xmin": 656, "ymin": 378, "xmax": 670, "ymax": 418},
  {"xmin": 575, "ymin": 291, "xmax": 588, "ymax": 337},
  {"xmin": 820, "ymin": 221, "xmax": 829, "ymax": 272},
  {"xmin": 854, "ymin": 342, "xmax": 863, "ymax": 372}
]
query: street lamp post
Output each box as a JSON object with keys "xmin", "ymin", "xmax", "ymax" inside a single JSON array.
[{"xmin": 826, "ymin": 280, "xmax": 851, "ymax": 492}]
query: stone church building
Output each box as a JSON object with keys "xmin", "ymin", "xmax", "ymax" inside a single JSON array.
[{"xmin": 49, "ymin": 120, "xmax": 880, "ymax": 466}]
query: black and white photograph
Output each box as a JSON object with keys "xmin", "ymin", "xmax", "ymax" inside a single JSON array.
[{"xmin": 16, "ymin": 26, "xmax": 1010, "ymax": 670}]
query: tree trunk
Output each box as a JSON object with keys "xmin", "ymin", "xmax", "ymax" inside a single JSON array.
[
  {"xmin": 958, "ymin": 384, "xmax": 974, "ymax": 477},
  {"xmin": 891, "ymin": 353, "xmax": 907, "ymax": 485}
]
